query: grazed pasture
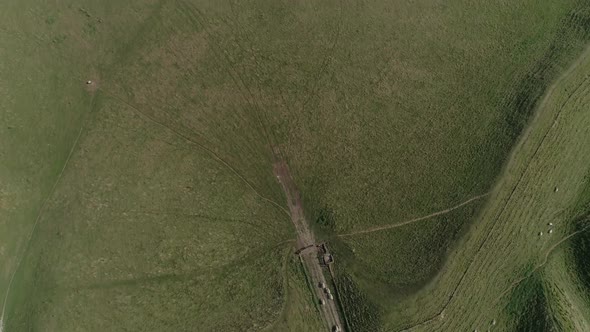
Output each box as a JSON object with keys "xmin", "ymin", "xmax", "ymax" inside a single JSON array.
[
  {"xmin": 384, "ymin": 43, "xmax": 590, "ymax": 332},
  {"xmin": 3, "ymin": 0, "xmax": 590, "ymax": 331}
]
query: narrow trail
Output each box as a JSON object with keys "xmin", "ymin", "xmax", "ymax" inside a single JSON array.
[
  {"xmin": 338, "ymin": 193, "xmax": 489, "ymax": 238},
  {"xmin": 397, "ymin": 43, "xmax": 590, "ymax": 332},
  {"xmin": 0, "ymin": 88, "xmax": 97, "ymax": 328},
  {"xmin": 492, "ymin": 221, "xmax": 590, "ymax": 305},
  {"xmin": 273, "ymin": 160, "xmax": 344, "ymax": 331},
  {"xmin": 101, "ymin": 89, "xmax": 290, "ymax": 218}
]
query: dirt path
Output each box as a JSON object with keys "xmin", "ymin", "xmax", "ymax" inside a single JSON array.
[
  {"xmin": 338, "ymin": 193, "xmax": 489, "ymax": 238},
  {"xmin": 273, "ymin": 161, "xmax": 344, "ymax": 331}
]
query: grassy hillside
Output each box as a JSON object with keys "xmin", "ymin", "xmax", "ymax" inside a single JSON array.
[
  {"xmin": 5, "ymin": 94, "xmax": 295, "ymax": 330},
  {"xmin": 297, "ymin": 0, "xmax": 590, "ymax": 326},
  {"xmin": 3, "ymin": 0, "xmax": 590, "ymax": 331},
  {"xmin": 1, "ymin": 1, "xmax": 299, "ymax": 330},
  {"xmin": 506, "ymin": 274, "xmax": 555, "ymax": 332},
  {"xmin": 383, "ymin": 35, "xmax": 590, "ymax": 331}
]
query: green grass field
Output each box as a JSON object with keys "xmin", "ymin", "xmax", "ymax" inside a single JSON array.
[
  {"xmin": 382, "ymin": 41, "xmax": 590, "ymax": 331},
  {"xmin": 3, "ymin": 0, "xmax": 590, "ymax": 331}
]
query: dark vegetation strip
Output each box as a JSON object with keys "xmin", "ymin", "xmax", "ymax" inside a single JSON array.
[
  {"xmin": 570, "ymin": 213, "xmax": 590, "ymax": 299},
  {"xmin": 499, "ymin": 5, "xmax": 590, "ymax": 143},
  {"xmin": 505, "ymin": 273, "xmax": 555, "ymax": 332},
  {"xmin": 325, "ymin": 266, "xmax": 353, "ymax": 332},
  {"xmin": 333, "ymin": 271, "xmax": 381, "ymax": 332}
]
